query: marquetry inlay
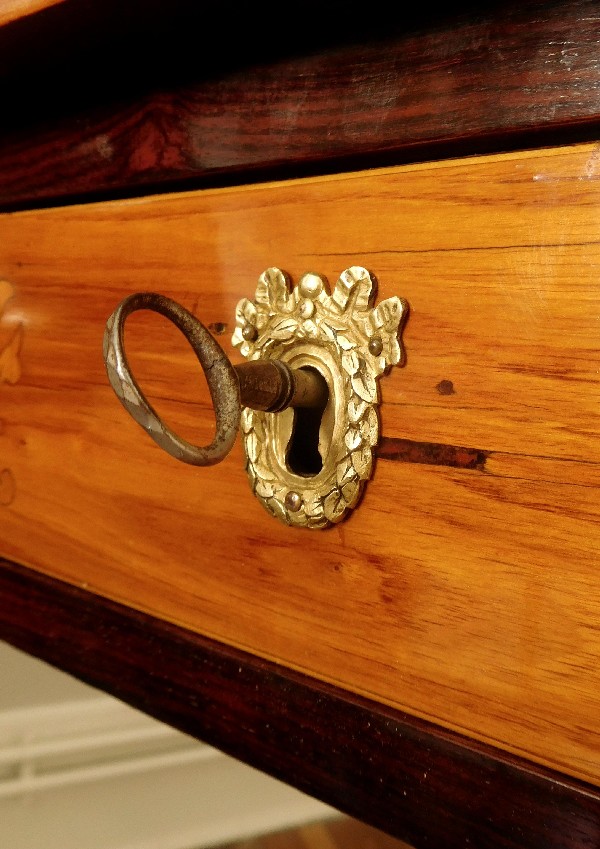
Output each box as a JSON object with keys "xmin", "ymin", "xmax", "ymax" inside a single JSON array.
[
  {"xmin": 0, "ymin": 280, "xmax": 23, "ymax": 386},
  {"xmin": 0, "ymin": 280, "xmax": 23, "ymax": 507}
]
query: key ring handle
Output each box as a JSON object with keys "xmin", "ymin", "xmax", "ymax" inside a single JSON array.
[{"xmin": 103, "ymin": 292, "xmax": 241, "ymax": 466}]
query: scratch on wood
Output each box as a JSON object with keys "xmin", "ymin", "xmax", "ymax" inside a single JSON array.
[
  {"xmin": 376, "ymin": 437, "xmax": 489, "ymax": 470},
  {"xmin": 0, "ymin": 324, "xmax": 23, "ymax": 384},
  {"xmin": 0, "ymin": 468, "xmax": 16, "ymax": 506}
]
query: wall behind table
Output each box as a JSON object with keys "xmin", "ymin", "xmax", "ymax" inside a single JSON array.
[{"xmin": 0, "ymin": 642, "xmax": 337, "ymax": 849}]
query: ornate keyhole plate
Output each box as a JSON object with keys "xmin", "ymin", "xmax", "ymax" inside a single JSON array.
[{"xmin": 232, "ymin": 266, "xmax": 408, "ymax": 528}]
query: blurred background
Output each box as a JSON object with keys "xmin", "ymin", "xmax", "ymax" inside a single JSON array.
[{"xmin": 0, "ymin": 641, "xmax": 339, "ymax": 849}]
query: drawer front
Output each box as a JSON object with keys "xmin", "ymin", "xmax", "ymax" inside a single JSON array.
[{"xmin": 1, "ymin": 143, "xmax": 600, "ymax": 785}]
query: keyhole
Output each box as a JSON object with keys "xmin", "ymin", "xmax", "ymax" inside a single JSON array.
[{"xmin": 286, "ymin": 368, "xmax": 329, "ymax": 476}]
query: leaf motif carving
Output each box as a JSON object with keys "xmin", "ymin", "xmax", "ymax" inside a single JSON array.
[
  {"xmin": 240, "ymin": 408, "xmax": 254, "ymax": 434},
  {"xmin": 235, "ymin": 298, "xmax": 257, "ymax": 326},
  {"xmin": 246, "ymin": 463, "xmax": 257, "ymax": 490},
  {"xmin": 348, "ymin": 397, "xmax": 367, "ymax": 423},
  {"xmin": 303, "ymin": 492, "xmax": 324, "ymax": 520},
  {"xmin": 368, "ymin": 296, "xmax": 406, "ymax": 367},
  {"xmin": 250, "ymin": 413, "xmax": 266, "ymax": 444},
  {"xmin": 255, "ymin": 267, "xmax": 291, "ymax": 310},
  {"xmin": 336, "ymin": 457, "xmax": 355, "ymax": 488},
  {"xmin": 255, "ymin": 479, "xmax": 275, "ymax": 499},
  {"xmin": 318, "ymin": 322, "xmax": 337, "ymax": 344},
  {"xmin": 345, "ymin": 427, "xmax": 362, "ymax": 452},
  {"xmin": 332, "ymin": 267, "xmax": 375, "ymax": 314},
  {"xmin": 351, "ymin": 357, "xmax": 378, "ymax": 402},
  {"xmin": 363, "ymin": 405, "xmax": 380, "ymax": 446},
  {"xmin": 336, "ymin": 334, "xmax": 355, "ymax": 351},
  {"xmin": 245, "ymin": 430, "xmax": 259, "ymax": 463},
  {"xmin": 323, "ymin": 488, "xmax": 347, "ymax": 522},
  {"xmin": 341, "ymin": 350, "xmax": 360, "ymax": 376},
  {"xmin": 351, "ymin": 445, "xmax": 373, "ymax": 480},
  {"xmin": 340, "ymin": 477, "xmax": 361, "ymax": 509},
  {"xmin": 269, "ymin": 317, "xmax": 299, "ymax": 340},
  {"xmin": 300, "ymin": 319, "xmax": 318, "ymax": 337},
  {"xmin": 266, "ymin": 497, "xmax": 288, "ymax": 523},
  {"xmin": 253, "ymin": 457, "xmax": 274, "ymax": 485}
]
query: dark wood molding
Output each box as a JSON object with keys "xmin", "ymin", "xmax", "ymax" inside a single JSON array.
[
  {"xmin": 2, "ymin": 0, "xmax": 600, "ymax": 209},
  {"xmin": 1, "ymin": 558, "xmax": 598, "ymax": 849}
]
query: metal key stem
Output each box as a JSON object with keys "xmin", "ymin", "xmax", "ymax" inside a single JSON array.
[
  {"xmin": 103, "ymin": 291, "xmax": 327, "ymax": 467},
  {"xmin": 235, "ymin": 359, "xmax": 327, "ymax": 413}
]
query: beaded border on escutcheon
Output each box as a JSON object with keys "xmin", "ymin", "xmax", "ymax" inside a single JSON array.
[{"xmin": 232, "ymin": 266, "xmax": 407, "ymax": 528}]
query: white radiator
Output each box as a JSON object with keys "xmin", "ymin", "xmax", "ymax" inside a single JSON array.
[{"xmin": 0, "ymin": 695, "xmax": 337, "ymax": 849}]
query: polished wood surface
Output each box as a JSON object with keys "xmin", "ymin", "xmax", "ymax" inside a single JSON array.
[
  {"xmin": 1, "ymin": 143, "xmax": 600, "ymax": 786},
  {"xmin": 3, "ymin": 0, "xmax": 600, "ymax": 209},
  {"xmin": 3, "ymin": 559, "xmax": 599, "ymax": 849},
  {"xmin": 218, "ymin": 816, "xmax": 411, "ymax": 849}
]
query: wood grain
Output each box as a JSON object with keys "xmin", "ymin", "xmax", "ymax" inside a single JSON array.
[
  {"xmin": 1, "ymin": 143, "xmax": 600, "ymax": 786},
  {"xmin": 3, "ymin": 0, "xmax": 600, "ymax": 208},
  {"xmin": 2, "ymin": 558, "xmax": 600, "ymax": 849},
  {"xmin": 218, "ymin": 817, "xmax": 411, "ymax": 849}
]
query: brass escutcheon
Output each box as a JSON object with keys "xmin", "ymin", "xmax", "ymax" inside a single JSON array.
[
  {"xmin": 232, "ymin": 266, "xmax": 408, "ymax": 528},
  {"xmin": 103, "ymin": 266, "xmax": 407, "ymax": 529}
]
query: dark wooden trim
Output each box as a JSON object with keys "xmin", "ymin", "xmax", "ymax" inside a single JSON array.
[
  {"xmin": 1, "ymin": 558, "xmax": 598, "ymax": 849},
  {"xmin": 2, "ymin": 0, "xmax": 600, "ymax": 209}
]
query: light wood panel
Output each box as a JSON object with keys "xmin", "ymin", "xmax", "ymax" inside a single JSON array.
[{"xmin": 1, "ymin": 143, "xmax": 600, "ymax": 785}]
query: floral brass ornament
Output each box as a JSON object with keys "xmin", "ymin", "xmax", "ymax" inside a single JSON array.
[{"xmin": 232, "ymin": 266, "xmax": 408, "ymax": 528}]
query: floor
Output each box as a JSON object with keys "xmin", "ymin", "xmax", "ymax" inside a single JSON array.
[{"xmin": 215, "ymin": 816, "xmax": 412, "ymax": 849}]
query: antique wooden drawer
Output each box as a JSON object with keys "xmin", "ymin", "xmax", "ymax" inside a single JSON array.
[
  {"xmin": 2, "ymin": 140, "xmax": 600, "ymax": 842},
  {"xmin": 2, "ymin": 2, "xmax": 600, "ymax": 847}
]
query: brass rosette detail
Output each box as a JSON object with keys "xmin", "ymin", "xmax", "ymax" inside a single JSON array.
[{"xmin": 232, "ymin": 266, "xmax": 407, "ymax": 528}]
